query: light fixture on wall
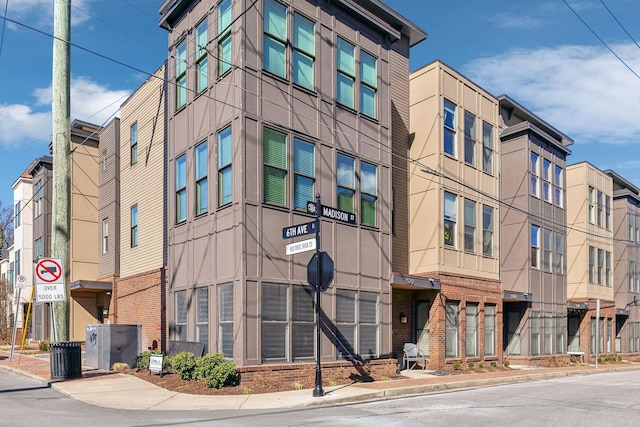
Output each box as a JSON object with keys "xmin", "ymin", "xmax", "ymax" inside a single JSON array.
[{"xmin": 399, "ymin": 313, "xmax": 408, "ymax": 324}]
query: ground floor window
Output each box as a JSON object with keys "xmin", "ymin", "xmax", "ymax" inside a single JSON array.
[
  {"xmin": 465, "ymin": 303, "xmax": 478, "ymax": 357},
  {"xmin": 484, "ymin": 304, "xmax": 496, "ymax": 356},
  {"xmin": 531, "ymin": 312, "xmax": 540, "ymax": 356},
  {"xmin": 556, "ymin": 316, "xmax": 565, "ymax": 354},
  {"xmin": 218, "ymin": 283, "xmax": 233, "ymax": 358},
  {"xmin": 568, "ymin": 315, "xmax": 581, "ymax": 352},
  {"xmin": 196, "ymin": 287, "xmax": 209, "ymax": 353},
  {"xmin": 175, "ymin": 290, "xmax": 188, "ymax": 341},
  {"xmin": 336, "ymin": 289, "xmax": 379, "ymax": 359},
  {"xmin": 445, "ymin": 301, "xmax": 459, "ymax": 358}
]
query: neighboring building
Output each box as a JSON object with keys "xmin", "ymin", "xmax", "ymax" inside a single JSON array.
[
  {"xmin": 97, "ymin": 118, "xmax": 121, "ymax": 325},
  {"xmin": 566, "ymin": 162, "xmax": 615, "ymax": 360},
  {"xmin": 499, "ymin": 94, "xmax": 572, "ymax": 362},
  {"xmin": 29, "ymin": 156, "xmax": 53, "ymax": 341},
  {"xmin": 604, "ymin": 169, "xmax": 640, "ymax": 357},
  {"xmin": 114, "ymin": 64, "xmax": 167, "ymax": 351},
  {"xmin": 159, "ymin": 0, "xmax": 426, "ymax": 375},
  {"xmin": 405, "ymin": 60, "xmax": 502, "ymax": 368},
  {"xmin": 10, "ymin": 164, "xmax": 34, "ymax": 339},
  {"xmin": 62, "ymin": 120, "xmax": 105, "ymax": 341}
]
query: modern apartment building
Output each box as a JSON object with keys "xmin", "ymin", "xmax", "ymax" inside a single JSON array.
[
  {"xmin": 158, "ymin": 0, "xmax": 426, "ymax": 374},
  {"xmin": 604, "ymin": 169, "xmax": 640, "ymax": 357},
  {"xmin": 406, "ymin": 60, "xmax": 502, "ymax": 368},
  {"xmin": 566, "ymin": 162, "xmax": 615, "ymax": 359},
  {"xmin": 115, "ymin": 64, "xmax": 167, "ymax": 351},
  {"xmin": 499, "ymin": 94, "xmax": 572, "ymax": 362}
]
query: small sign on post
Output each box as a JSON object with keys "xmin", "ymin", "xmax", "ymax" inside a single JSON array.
[{"xmin": 149, "ymin": 353, "xmax": 164, "ymax": 376}]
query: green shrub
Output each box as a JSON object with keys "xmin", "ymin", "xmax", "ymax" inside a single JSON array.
[
  {"xmin": 478, "ymin": 361, "xmax": 484, "ymax": 369},
  {"xmin": 39, "ymin": 341, "xmax": 49, "ymax": 352},
  {"xmin": 452, "ymin": 360, "xmax": 461, "ymax": 370},
  {"xmin": 170, "ymin": 351, "xmax": 198, "ymax": 380},
  {"xmin": 195, "ymin": 353, "xmax": 240, "ymax": 389},
  {"xmin": 617, "ymin": 355, "xmax": 623, "ymax": 362},
  {"xmin": 490, "ymin": 361, "xmax": 497, "ymax": 368},
  {"xmin": 468, "ymin": 361, "xmax": 475, "ymax": 369},
  {"xmin": 137, "ymin": 350, "xmax": 157, "ymax": 369},
  {"xmin": 503, "ymin": 360, "xmax": 510, "ymax": 368}
]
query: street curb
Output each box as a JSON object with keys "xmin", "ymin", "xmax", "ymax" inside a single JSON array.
[{"xmin": 0, "ymin": 363, "xmax": 51, "ymax": 386}]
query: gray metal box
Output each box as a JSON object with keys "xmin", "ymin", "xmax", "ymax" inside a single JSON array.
[{"xmin": 84, "ymin": 324, "xmax": 142, "ymax": 370}]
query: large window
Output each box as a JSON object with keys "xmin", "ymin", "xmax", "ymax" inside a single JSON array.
[
  {"xmin": 556, "ymin": 315, "xmax": 565, "ymax": 354},
  {"xmin": 196, "ymin": 287, "xmax": 209, "ymax": 353},
  {"xmin": 175, "ymin": 290, "xmax": 187, "ymax": 341},
  {"xmin": 484, "ymin": 304, "xmax": 496, "ymax": 356},
  {"xmin": 444, "ymin": 192, "xmax": 457, "ymax": 248},
  {"xmin": 531, "ymin": 224, "xmax": 540, "ymax": 269},
  {"xmin": 218, "ymin": 283, "xmax": 234, "ymax": 358},
  {"xmin": 196, "ymin": 18, "xmax": 208, "ymax": 92},
  {"xmin": 544, "ymin": 314, "xmax": 553, "ymax": 354},
  {"xmin": 443, "ymin": 99, "xmax": 456, "ymax": 156},
  {"xmin": 542, "ymin": 159, "xmax": 551, "ymax": 202},
  {"xmin": 530, "ymin": 152, "xmax": 540, "ymax": 197},
  {"xmin": 464, "ymin": 199, "xmax": 476, "ymax": 253},
  {"xmin": 337, "ymin": 153, "xmax": 355, "ymax": 213},
  {"xmin": 597, "ymin": 248, "xmax": 604, "ymax": 285},
  {"xmin": 218, "ymin": 0, "xmax": 232, "ymax": 75},
  {"xmin": 261, "ymin": 283, "xmax": 315, "ymax": 361},
  {"xmin": 336, "ymin": 38, "xmax": 355, "ymax": 108},
  {"xmin": 176, "ymin": 154, "xmax": 187, "ymax": 223},
  {"xmin": 482, "ymin": 121, "xmax": 493, "ymax": 174},
  {"xmin": 263, "ymin": 128, "xmax": 287, "ymax": 205},
  {"xmin": 218, "ymin": 126, "xmax": 233, "ymax": 206},
  {"xmin": 554, "ymin": 165, "xmax": 563, "ymax": 208},
  {"xmin": 465, "ymin": 303, "xmax": 478, "ymax": 357},
  {"xmin": 555, "ymin": 233, "xmax": 565, "ymax": 274},
  {"xmin": 359, "ymin": 292, "xmax": 379, "ymax": 358},
  {"xmin": 531, "ymin": 312, "xmax": 540, "ymax": 356},
  {"xmin": 176, "ymin": 39, "xmax": 187, "ymax": 109},
  {"xmin": 102, "ymin": 218, "xmax": 108, "ymax": 254},
  {"xmin": 293, "ymin": 138, "xmax": 315, "ymax": 210},
  {"xmin": 130, "ymin": 205, "xmax": 138, "ymax": 247},
  {"xmin": 605, "ymin": 195, "xmax": 611, "ymax": 230},
  {"xmin": 361, "ymin": 162, "xmax": 377, "ymax": 226},
  {"xmin": 336, "ymin": 290, "xmax": 379, "ymax": 359},
  {"xmin": 445, "ymin": 301, "xmax": 459, "ymax": 358},
  {"xmin": 195, "ymin": 141, "xmax": 208, "ymax": 215},
  {"xmin": 293, "ymin": 13, "xmax": 315, "ymax": 90},
  {"xmin": 360, "ymin": 51, "xmax": 377, "ymax": 118},
  {"xmin": 543, "ymin": 229, "xmax": 552, "ymax": 272},
  {"xmin": 597, "ymin": 190, "xmax": 603, "ymax": 227},
  {"xmin": 605, "ymin": 251, "xmax": 611, "ymax": 287},
  {"xmin": 336, "ymin": 289, "xmax": 356, "ymax": 359},
  {"xmin": 464, "ymin": 112, "xmax": 475, "ymax": 166},
  {"xmin": 130, "ymin": 122, "xmax": 138, "ymax": 165},
  {"xmin": 263, "ymin": 0, "xmax": 287, "ymax": 78},
  {"xmin": 482, "ymin": 205, "xmax": 494, "ymax": 257}
]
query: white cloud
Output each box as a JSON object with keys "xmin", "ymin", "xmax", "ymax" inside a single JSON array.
[
  {"xmin": 0, "ymin": 76, "xmax": 130, "ymax": 148},
  {"xmin": 491, "ymin": 13, "xmax": 543, "ymax": 29},
  {"xmin": 464, "ymin": 42, "xmax": 640, "ymax": 145},
  {"xmin": 8, "ymin": 0, "xmax": 94, "ymax": 27}
]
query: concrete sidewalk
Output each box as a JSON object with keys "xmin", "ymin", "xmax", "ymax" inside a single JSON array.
[{"xmin": 2, "ymin": 348, "xmax": 639, "ymax": 411}]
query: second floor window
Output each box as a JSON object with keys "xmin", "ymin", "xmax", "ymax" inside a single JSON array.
[
  {"xmin": 605, "ymin": 195, "xmax": 611, "ymax": 230},
  {"xmin": 542, "ymin": 159, "xmax": 551, "ymax": 202},
  {"xmin": 130, "ymin": 205, "xmax": 138, "ymax": 247},
  {"xmin": 130, "ymin": 122, "xmax": 138, "ymax": 165},
  {"xmin": 543, "ymin": 229, "xmax": 552, "ymax": 272},
  {"xmin": 531, "ymin": 224, "xmax": 540, "ymax": 269},
  {"xmin": 196, "ymin": 18, "xmax": 208, "ymax": 92},
  {"xmin": 482, "ymin": 205, "xmax": 494, "ymax": 257},
  {"xmin": 176, "ymin": 154, "xmax": 187, "ymax": 223},
  {"xmin": 361, "ymin": 162, "xmax": 377, "ymax": 227},
  {"xmin": 555, "ymin": 233, "xmax": 565, "ymax": 275},
  {"xmin": 588, "ymin": 186, "xmax": 595, "ymax": 223},
  {"xmin": 176, "ymin": 39, "xmax": 187, "ymax": 109},
  {"xmin": 195, "ymin": 141, "xmax": 208, "ymax": 215},
  {"xmin": 444, "ymin": 191, "xmax": 457, "ymax": 248},
  {"xmin": 337, "ymin": 153, "xmax": 356, "ymax": 213},
  {"xmin": 293, "ymin": 139, "xmax": 315, "ymax": 210},
  {"xmin": 597, "ymin": 190, "xmax": 603, "ymax": 227},
  {"xmin": 589, "ymin": 246, "xmax": 595, "ymax": 283},
  {"xmin": 14, "ymin": 201, "xmax": 20, "ymax": 228},
  {"xmin": 554, "ymin": 165, "xmax": 563, "ymax": 208},
  {"xmin": 464, "ymin": 199, "xmax": 476, "ymax": 253},
  {"xmin": 218, "ymin": 126, "xmax": 233, "ymax": 206},
  {"xmin": 102, "ymin": 219, "xmax": 108, "ymax": 254},
  {"xmin": 263, "ymin": 128, "xmax": 287, "ymax": 206}
]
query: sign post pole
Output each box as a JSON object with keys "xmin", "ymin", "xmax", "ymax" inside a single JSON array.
[{"xmin": 312, "ymin": 193, "xmax": 324, "ymax": 397}]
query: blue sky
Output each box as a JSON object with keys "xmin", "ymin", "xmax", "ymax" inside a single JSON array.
[{"xmin": 1, "ymin": 0, "xmax": 640, "ymax": 208}]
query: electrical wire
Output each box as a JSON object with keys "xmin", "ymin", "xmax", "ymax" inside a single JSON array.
[
  {"xmin": 599, "ymin": 0, "xmax": 640, "ymax": 50},
  {"xmin": 0, "ymin": 0, "xmax": 9, "ymax": 64}
]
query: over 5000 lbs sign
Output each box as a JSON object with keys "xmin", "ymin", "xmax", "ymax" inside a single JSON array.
[{"xmin": 36, "ymin": 283, "xmax": 66, "ymax": 302}]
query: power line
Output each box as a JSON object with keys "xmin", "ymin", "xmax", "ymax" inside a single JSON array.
[
  {"xmin": 0, "ymin": 0, "xmax": 9, "ymax": 64},
  {"xmin": 562, "ymin": 0, "xmax": 640, "ymax": 80},
  {"xmin": 599, "ymin": 0, "xmax": 640, "ymax": 50}
]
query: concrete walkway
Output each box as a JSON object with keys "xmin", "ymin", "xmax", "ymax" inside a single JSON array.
[{"xmin": 2, "ymin": 348, "xmax": 639, "ymax": 411}]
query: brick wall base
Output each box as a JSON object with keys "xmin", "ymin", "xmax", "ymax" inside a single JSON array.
[{"xmin": 237, "ymin": 359, "xmax": 398, "ymax": 390}]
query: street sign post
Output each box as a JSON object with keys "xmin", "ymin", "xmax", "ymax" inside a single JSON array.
[{"xmin": 15, "ymin": 275, "xmax": 27, "ymax": 289}]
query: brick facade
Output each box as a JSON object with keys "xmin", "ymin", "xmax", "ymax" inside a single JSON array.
[{"xmin": 115, "ymin": 267, "xmax": 167, "ymax": 352}]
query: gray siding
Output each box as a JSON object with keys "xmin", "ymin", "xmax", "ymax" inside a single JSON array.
[{"xmin": 98, "ymin": 118, "xmax": 120, "ymax": 278}]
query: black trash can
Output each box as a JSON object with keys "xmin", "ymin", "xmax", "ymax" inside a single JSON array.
[{"xmin": 50, "ymin": 342, "xmax": 82, "ymax": 380}]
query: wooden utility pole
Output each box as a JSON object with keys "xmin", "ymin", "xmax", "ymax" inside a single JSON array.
[{"xmin": 51, "ymin": 0, "xmax": 71, "ymax": 341}]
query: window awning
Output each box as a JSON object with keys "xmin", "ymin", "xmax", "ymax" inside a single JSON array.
[
  {"xmin": 391, "ymin": 273, "xmax": 440, "ymax": 290},
  {"xmin": 502, "ymin": 291, "xmax": 532, "ymax": 302},
  {"xmin": 567, "ymin": 301, "xmax": 589, "ymax": 310}
]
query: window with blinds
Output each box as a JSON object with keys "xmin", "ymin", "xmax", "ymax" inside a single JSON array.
[
  {"xmin": 336, "ymin": 289, "xmax": 356, "ymax": 359},
  {"xmin": 263, "ymin": 128, "xmax": 287, "ymax": 206},
  {"xmin": 175, "ymin": 290, "xmax": 187, "ymax": 341},
  {"xmin": 196, "ymin": 287, "xmax": 208, "ymax": 353},
  {"xmin": 292, "ymin": 286, "xmax": 314, "ymax": 359},
  {"xmin": 261, "ymin": 283, "xmax": 288, "ymax": 361},
  {"xmin": 359, "ymin": 292, "xmax": 379, "ymax": 358},
  {"xmin": 218, "ymin": 283, "xmax": 233, "ymax": 358},
  {"xmin": 218, "ymin": 126, "xmax": 232, "ymax": 206},
  {"xmin": 293, "ymin": 139, "xmax": 315, "ymax": 210}
]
